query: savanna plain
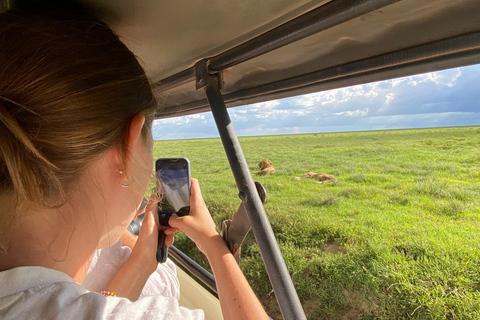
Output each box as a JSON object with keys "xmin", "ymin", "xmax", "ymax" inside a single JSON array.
[{"xmin": 153, "ymin": 126, "xmax": 480, "ymax": 320}]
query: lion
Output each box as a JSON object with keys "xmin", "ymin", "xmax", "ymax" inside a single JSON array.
[
  {"xmin": 256, "ymin": 159, "xmax": 275, "ymax": 176},
  {"xmin": 294, "ymin": 171, "xmax": 337, "ymax": 184}
]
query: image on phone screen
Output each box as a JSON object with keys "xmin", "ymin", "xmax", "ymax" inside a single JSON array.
[{"xmin": 156, "ymin": 158, "xmax": 190, "ymax": 216}]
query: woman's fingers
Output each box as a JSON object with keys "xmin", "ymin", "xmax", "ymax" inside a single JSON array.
[
  {"xmin": 190, "ymin": 178, "xmax": 200, "ymax": 201},
  {"xmin": 164, "ymin": 227, "xmax": 179, "ymax": 246},
  {"xmin": 129, "ymin": 207, "xmax": 159, "ymax": 272},
  {"xmin": 167, "ymin": 214, "xmax": 184, "ymax": 231},
  {"xmin": 141, "ymin": 198, "xmax": 159, "ymax": 232},
  {"xmin": 168, "ymin": 178, "xmax": 219, "ymax": 252},
  {"xmin": 165, "ymin": 234, "xmax": 175, "ymax": 247},
  {"xmin": 134, "ymin": 196, "xmax": 160, "ymax": 257},
  {"xmin": 139, "ymin": 195, "xmax": 180, "ymax": 248},
  {"xmin": 138, "ymin": 207, "xmax": 155, "ymax": 239},
  {"xmin": 148, "ymin": 197, "xmax": 160, "ymax": 229},
  {"xmin": 164, "ymin": 227, "xmax": 180, "ymax": 235},
  {"xmin": 190, "ymin": 178, "xmax": 206, "ymax": 207}
]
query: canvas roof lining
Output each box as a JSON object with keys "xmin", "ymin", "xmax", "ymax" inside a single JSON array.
[
  {"xmin": 143, "ymin": 0, "xmax": 480, "ymax": 118},
  {"xmin": 144, "ymin": 0, "xmax": 480, "ymax": 118},
  {"xmin": 82, "ymin": 0, "xmax": 330, "ymax": 81},
  {"xmin": 4, "ymin": 0, "xmax": 478, "ymax": 118}
]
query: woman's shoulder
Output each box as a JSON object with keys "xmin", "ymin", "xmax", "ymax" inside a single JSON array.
[{"xmin": 0, "ymin": 266, "xmax": 203, "ymax": 320}]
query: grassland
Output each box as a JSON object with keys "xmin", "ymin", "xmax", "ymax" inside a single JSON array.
[{"xmin": 153, "ymin": 126, "xmax": 480, "ymax": 320}]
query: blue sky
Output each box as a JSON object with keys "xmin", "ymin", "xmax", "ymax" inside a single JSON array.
[{"xmin": 152, "ymin": 64, "xmax": 480, "ymax": 140}]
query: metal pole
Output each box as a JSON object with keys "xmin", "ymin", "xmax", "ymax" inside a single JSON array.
[
  {"xmin": 204, "ymin": 74, "xmax": 307, "ymax": 320},
  {"xmin": 169, "ymin": 246, "xmax": 218, "ymax": 297}
]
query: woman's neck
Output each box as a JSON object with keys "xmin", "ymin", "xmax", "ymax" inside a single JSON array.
[{"xmin": 0, "ymin": 201, "xmax": 99, "ymax": 284}]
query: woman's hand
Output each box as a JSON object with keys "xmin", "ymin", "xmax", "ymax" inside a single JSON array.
[
  {"xmin": 129, "ymin": 200, "xmax": 159, "ymax": 273},
  {"xmin": 104, "ymin": 197, "xmax": 178, "ymax": 300},
  {"xmin": 130, "ymin": 198, "xmax": 179, "ymax": 270},
  {"xmin": 168, "ymin": 178, "xmax": 219, "ymax": 255}
]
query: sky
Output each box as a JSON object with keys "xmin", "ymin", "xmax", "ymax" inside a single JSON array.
[{"xmin": 152, "ymin": 64, "xmax": 480, "ymax": 140}]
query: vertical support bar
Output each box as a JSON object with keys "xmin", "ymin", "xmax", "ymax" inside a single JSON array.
[{"xmin": 204, "ymin": 74, "xmax": 306, "ymax": 320}]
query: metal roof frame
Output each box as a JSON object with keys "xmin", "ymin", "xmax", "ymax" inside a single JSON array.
[
  {"xmin": 151, "ymin": 0, "xmax": 480, "ymax": 119},
  {"xmin": 155, "ymin": 31, "xmax": 480, "ymax": 118}
]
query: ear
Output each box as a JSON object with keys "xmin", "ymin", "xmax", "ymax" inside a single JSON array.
[{"xmin": 123, "ymin": 114, "xmax": 146, "ymax": 173}]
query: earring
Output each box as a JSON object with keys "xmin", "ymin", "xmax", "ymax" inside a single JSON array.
[
  {"xmin": 119, "ymin": 181, "xmax": 130, "ymax": 188},
  {"xmin": 116, "ymin": 169, "xmax": 133, "ymax": 188}
]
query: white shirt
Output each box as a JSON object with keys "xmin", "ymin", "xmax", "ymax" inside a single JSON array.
[
  {"xmin": 0, "ymin": 266, "xmax": 204, "ymax": 320},
  {"xmin": 83, "ymin": 241, "xmax": 180, "ymax": 300}
]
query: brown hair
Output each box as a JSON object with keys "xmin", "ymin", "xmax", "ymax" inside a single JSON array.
[{"xmin": 0, "ymin": 1, "xmax": 157, "ymax": 208}]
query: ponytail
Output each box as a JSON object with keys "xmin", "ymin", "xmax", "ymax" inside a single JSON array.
[
  {"xmin": 0, "ymin": 101, "xmax": 63, "ymax": 206},
  {"xmin": 0, "ymin": 2, "xmax": 157, "ymax": 209}
]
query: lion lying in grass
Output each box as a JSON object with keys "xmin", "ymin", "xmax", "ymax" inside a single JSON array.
[
  {"xmin": 294, "ymin": 171, "xmax": 337, "ymax": 184},
  {"xmin": 256, "ymin": 159, "xmax": 276, "ymax": 176}
]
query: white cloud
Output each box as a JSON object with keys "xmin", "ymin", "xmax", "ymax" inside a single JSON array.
[
  {"xmin": 335, "ymin": 108, "xmax": 370, "ymax": 117},
  {"xmin": 248, "ymin": 100, "xmax": 280, "ymax": 111},
  {"xmin": 155, "ymin": 114, "xmax": 206, "ymax": 126},
  {"xmin": 230, "ymin": 112, "xmax": 248, "ymax": 122},
  {"xmin": 385, "ymin": 93, "xmax": 395, "ymax": 104},
  {"xmin": 424, "ymin": 69, "xmax": 462, "ymax": 87},
  {"xmin": 401, "ymin": 68, "xmax": 463, "ymax": 88},
  {"xmin": 389, "ymin": 78, "xmax": 408, "ymax": 87}
]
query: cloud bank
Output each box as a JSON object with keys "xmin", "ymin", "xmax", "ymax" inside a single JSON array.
[{"xmin": 153, "ymin": 65, "xmax": 480, "ymax": 140}]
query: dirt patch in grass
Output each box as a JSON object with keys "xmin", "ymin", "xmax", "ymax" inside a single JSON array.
[
  {"xmin": 321, "ymin": 237, "xmax": 347, "ymax": 254},
  {"xmin": 322, "ymin": 242, "xmax": 347, "ymax": 254},
  {"xmin": 341, "ymin": 289, "xmax": 377, "ymax": 320}
]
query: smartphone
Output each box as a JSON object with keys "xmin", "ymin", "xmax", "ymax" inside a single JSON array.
[{"xmin": 155, "ymin": 157, "xmax": 191, "ymax": 262}]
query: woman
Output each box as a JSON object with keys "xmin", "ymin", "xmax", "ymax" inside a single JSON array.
[{"xmin": 0, "ymin": 1, "xmax": 269, "ymax": 319}]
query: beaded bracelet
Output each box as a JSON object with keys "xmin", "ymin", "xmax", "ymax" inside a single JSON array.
[{"xmin": 100, "ymin": 291, "xmax": 115, "ymax": 297}]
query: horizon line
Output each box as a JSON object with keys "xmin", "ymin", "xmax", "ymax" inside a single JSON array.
[{"xmin": 153, "ymin": 124, "xmax": 479, "ymax": 142}]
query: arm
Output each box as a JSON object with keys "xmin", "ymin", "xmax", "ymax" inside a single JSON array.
[
  {"xmin": 104, "ymin": 203, "xmax": 176, "ymax": 301},
  {"xmin": 103, "ymin": 210, "xmax": 157, "ymax": 300},
  {"xmin": 168, "ymin": 178, "xmax": 269, "ymax": 320},
  {"xmin": 204, "ymin": 235, "xmax": 269, "ymax": 320}
]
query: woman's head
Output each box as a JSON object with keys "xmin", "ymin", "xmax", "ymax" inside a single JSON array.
[
  {"xmin": 0, "ymin": 2, "xmax": 159, "ymax": 258},
  {"xmin": 0, "ymin": 1, "xmax": 157, "ymax": 210}
]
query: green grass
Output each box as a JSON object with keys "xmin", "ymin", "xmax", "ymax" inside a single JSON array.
[{"xmin": 153, "ymin": 126, "xmax": 480, "ymax": 320}]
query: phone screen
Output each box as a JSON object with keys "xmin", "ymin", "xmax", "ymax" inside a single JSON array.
[{"xmin": 155, "ymin": 158, "xmax": 191, "ymax": 216}]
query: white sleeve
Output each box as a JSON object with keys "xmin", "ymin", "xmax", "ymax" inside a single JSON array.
[
  {"xmin": 83, "ymin": 241, "xmax": 180, "ymax": 300},
  {"xmin": 140, "ymin": 258, "xmax": 180, "ymax": 301},
  {"xmin": 82, "ymin": 241, "xmax": 131, "ymax": 293}
]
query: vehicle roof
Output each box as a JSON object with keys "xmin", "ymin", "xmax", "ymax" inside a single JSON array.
[{"xmin": 6, "ymin": 0, "xmax": 480, "ymax": 118}]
